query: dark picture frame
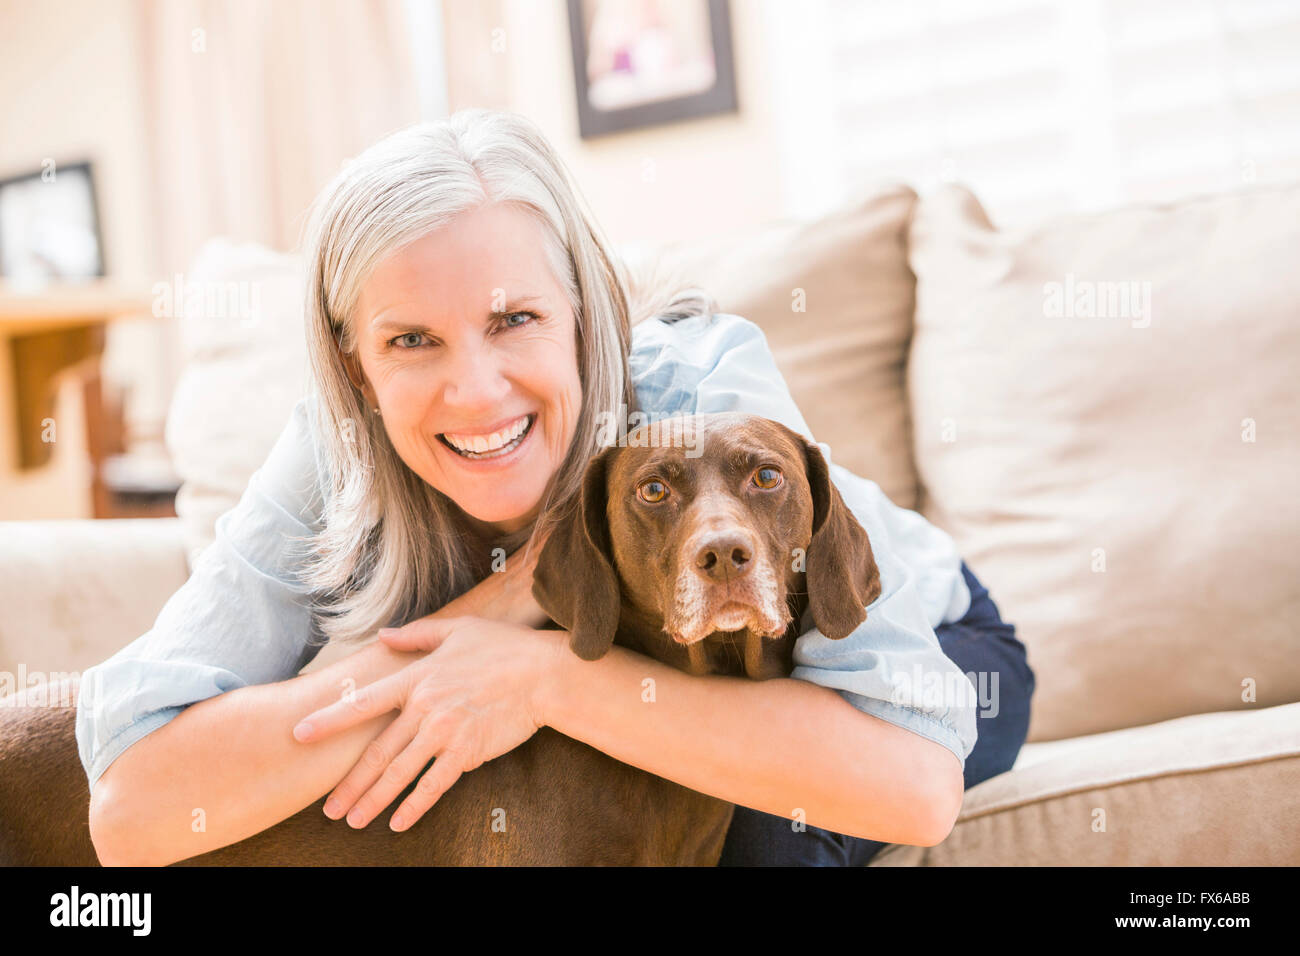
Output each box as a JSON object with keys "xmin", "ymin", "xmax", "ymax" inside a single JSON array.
[
  {"xmin": 567, "ymin": 0, "xmax": 738, "ymax": 139},
  {"xmin": 0, "ymin": 160, "xmax": 106, "ymax": 282}
]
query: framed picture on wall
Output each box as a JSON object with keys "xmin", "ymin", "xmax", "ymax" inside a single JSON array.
[
  {"xmin": 567, "ymin": 0, "xmax": 738, "ymax": 138},
  {"xmin": 0, "ymin": 160, "xmax": 106, "ymax": 284}
]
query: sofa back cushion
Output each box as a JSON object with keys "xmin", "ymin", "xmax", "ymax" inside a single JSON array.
[
  {"xmin": 907, "ymin": 182, "xmax": 1300, "ymax": 740},
  {"xmin": 629, "ymin": 184, "xmax": 922, "ymax": 510},
  {"xmin": 165, "ymin": 239, "xmax": 308, "ymax": 566}
]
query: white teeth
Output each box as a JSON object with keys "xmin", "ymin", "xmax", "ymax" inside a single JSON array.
[{"xmin": 443, "ymin": 415, "xmax": 531, "ymax": 456}]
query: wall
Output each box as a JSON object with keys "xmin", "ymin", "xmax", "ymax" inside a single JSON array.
[
  {"xmin": 444, "ymin": 0, "xmax": 789, "ymax": 246},
  {"xmin": 0, "ymin": 0, "xmax": 159, "ymax": 518},
  {"xmin": 0, "ymin": 0, "xmax": 789, "ymax": 518}
]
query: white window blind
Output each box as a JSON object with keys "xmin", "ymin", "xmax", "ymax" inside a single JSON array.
[{"xmin": 762, "ymin": 0, "xmax": 1300, "ymax": 225}]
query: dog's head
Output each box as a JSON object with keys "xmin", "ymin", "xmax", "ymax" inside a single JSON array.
[{"xmin": 532, "ymin": 413, "xmax": 881, "ymax": 674}]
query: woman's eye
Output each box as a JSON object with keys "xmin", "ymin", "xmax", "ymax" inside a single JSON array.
[
  {"xmin": 391, "ymin": 332, "xmax": 427, "ymax": 349},
  {"xmin": 752, "ymin": 467, "xmax": 783, "ymax": 489},
  {"xmin": 637, "ymin": 479, "xmax": 669, "ymax": 503},
  {"xmin": 502, "ymin": 310, "xmax": 538, "ymax": 329}
]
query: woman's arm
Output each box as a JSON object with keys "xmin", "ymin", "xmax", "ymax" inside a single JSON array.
[
  {"xmin": 89, "ymin": 546, "xmax": 545, "ymax": 867},
  {"xmin": 307, "ymin": 615, "xmax": 964, "ymax": 848},
  {"xmin": 89, "ymin": 638, "xmax": 413, "ymax": 866},
  {"xmin": 534, "ymin": 632, "xmax": 965, "ymax": 846}
]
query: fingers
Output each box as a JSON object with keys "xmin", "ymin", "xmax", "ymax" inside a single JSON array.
[
  {"xmin": 514, "ymin": 531, "xmax": 549, "ymax": 567},
  {"xmin": 390, "ymin": 751, "xmax": 466, "ymax": 832},
  {"xmin": 321, "ymin": 707, "xmax": 421, "ymax": 822},
  {"xmin": 293, "ymin": 669, "xmax": 404, "ymax": 743},
  {"xmin": 515, "ymin": 590, "xmax": 553, "ymax": 630},
  {"xmin": 377, "ymin": 616, "xmax": 460, "ymax": 651},
  {"xmin": 337, "ymin": 715, "xmax": 448, "ymax": 828}
]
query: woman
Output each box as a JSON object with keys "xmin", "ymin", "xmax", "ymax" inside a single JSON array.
[{"xmin": 77, "ymin": 109, "xmax": 1034, "ymax": 866}]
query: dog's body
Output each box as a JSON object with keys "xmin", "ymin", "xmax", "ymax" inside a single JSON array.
[
  {"xmin": 0, "ymin": 413, "xmax": 879, "ymax": 865},
  {"xmin": 0, "ymin": 696, "xmax": 731, "ymax": 866}
]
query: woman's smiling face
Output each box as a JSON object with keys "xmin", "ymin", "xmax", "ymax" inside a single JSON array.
[{"xmin": 347, "ymin": 202, "xmax": 583, "ymax": 536}]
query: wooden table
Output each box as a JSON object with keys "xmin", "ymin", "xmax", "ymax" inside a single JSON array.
[{"xmin": 0, "ymin": 282, "xmax": 154, "ymax": 516}]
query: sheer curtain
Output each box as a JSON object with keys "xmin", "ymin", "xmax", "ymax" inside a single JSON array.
[
  {"xmin": 135, "ymin": 0, "xmax": 424, "ymax": 275},
  {"xmin": 763, "ymin": 0, "xmax": 1300, "ymax": 225},
  {"xmin": 113, "ymin": 0, "xmax": 426, "ymax": 450}
]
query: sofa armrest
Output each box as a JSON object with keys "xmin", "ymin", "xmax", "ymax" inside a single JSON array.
[{"xmin": 0, "ymin": 519, "xmax": 189, "ymax": 678}]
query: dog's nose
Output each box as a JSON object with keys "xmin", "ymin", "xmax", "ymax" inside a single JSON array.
[{"xmin": 694, "ymin": 532, "xmax": 754, "ymax": 582}]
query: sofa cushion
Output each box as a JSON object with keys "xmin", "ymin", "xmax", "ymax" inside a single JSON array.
[
  {"xmin": 164, "ymin": 239, "xmax": 309, "ymax": 567},
  {"xmin": 0, "ymin": 519, "xmax": 188, "ymax": 675},
  {"xmin": 907, "ymin": 182, "xmax": 1300, "ymax": 741},
  {"xmin": 626, "ymin": 183, "xmax": 922, "ymax": 510},
  {"xmin": 870, "ymin": 702, "xmax": 1300, "ymax": 865}
]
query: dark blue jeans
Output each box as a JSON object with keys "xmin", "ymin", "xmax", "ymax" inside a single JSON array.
[{"xmin": 718, "ymin": 562, "xmax": 1035, "ymax": 866}]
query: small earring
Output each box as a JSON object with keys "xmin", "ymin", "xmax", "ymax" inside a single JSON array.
[{"xmin": 373, "ymin": 407, "xmax": 381, "ymax": 415}]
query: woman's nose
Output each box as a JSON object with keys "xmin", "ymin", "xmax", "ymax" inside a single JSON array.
[{"xmin": 441, "ymin": 341, "xmax": 512, "ymax": 409}]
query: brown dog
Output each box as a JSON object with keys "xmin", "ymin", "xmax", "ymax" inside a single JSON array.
[{"xmin": 0, "ymin": 412, "xmax": 880, "ymax": 865}]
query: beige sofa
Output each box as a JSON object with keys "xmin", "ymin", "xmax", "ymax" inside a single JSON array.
[{"xmin": 3, "ymin": 181, "xmax": 1298, "ymax": 865}]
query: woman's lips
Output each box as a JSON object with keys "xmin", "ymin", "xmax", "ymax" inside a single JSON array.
[
  {"xmin": 437, "ymin": 413, "xmax": 536, "ymax": 461},
  {"xmin": 440, "ymin": 413, "xmax": 531, "ymax": 453}
]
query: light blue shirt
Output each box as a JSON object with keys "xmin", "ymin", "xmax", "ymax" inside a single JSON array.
[{"xmin": 76, "ymin": 312, "xmax": 977, "ymax": 794}]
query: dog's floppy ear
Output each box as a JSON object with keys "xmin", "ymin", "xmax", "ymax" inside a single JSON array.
[
  {"xmin": 532, "ymin": 445, "xmax": 623, "ymax": 660},
  {"xmin": 798, "ymin": 434, "xmax": 883, "ymax": 640}
]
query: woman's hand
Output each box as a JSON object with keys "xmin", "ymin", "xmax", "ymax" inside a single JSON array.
[
  {"xmin": 446, "ymin": 534, "xmax": 553, "ymax": 629},
  {"xmin": 291, "ymin": 616, "xmax": 563, "ymax": 831}
]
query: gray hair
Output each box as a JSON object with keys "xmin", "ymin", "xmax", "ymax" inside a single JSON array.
[{"xmin": 294, "ymin": 109, "xmax": 715, "ymax": 645}]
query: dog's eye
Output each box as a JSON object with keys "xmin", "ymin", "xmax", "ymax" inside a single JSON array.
[
  {"xmin": 637, "ymin": 479, "xmax": 669, "ymax": 503},
  {"xmin": 752, "ymin": 467, "xmax": 783, "ymax": 489}
]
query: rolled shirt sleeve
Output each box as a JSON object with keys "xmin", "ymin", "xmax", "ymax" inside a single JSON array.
[
  {"xmin": 629, "ymin": 312, "xmax": 978, "ymax": 767},
  {"xmin": 75, "ymin": 396, "xmax": 331, "ymax": 794}
]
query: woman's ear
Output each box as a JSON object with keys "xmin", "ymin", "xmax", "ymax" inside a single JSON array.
[
  {"xmin": 799, "ymin": 435, "xmax": 883, "ymax": 640},
  {"xmin": 532, "ymin": 446, "xmax": 623, "ymax": 660},
  {"xmin": 335, "ymin": 338, "xmax": 376, "ymax": 408}
]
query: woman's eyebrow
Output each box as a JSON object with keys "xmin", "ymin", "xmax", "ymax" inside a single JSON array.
[
  {"xmin": 487, "ymin": 293, "xmax": 547, "ymax": 318},
  {"xmin": 369, "ymin": 295, "xmax": 547, "ymax": 332}
]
